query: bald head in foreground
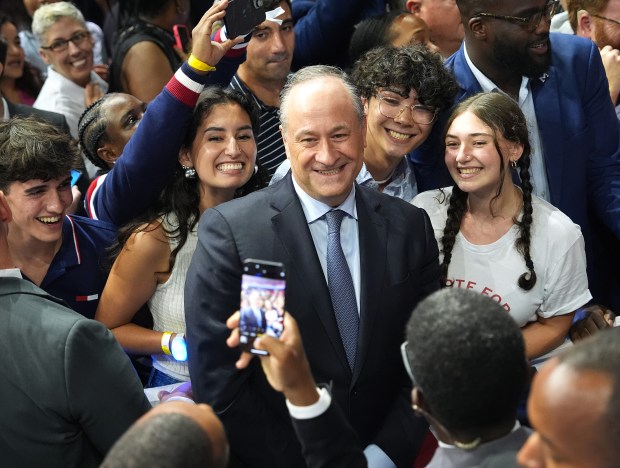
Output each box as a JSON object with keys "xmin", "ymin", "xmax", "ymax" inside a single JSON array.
[{"xmin": 101, "ymin": 401, "xmax": 229, "ymax": 468}]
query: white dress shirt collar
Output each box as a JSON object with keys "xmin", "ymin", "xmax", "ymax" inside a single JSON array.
[{"xmin": 291, "ymin": 175, "xmax": 358, "ymax": 223}]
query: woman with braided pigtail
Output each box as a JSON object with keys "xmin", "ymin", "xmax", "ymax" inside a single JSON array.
[{"xmin": 413, "ymin": 92, "xmax": 592, "ymax": 363}]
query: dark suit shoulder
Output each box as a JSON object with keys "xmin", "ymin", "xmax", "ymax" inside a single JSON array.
[
  {"xmin": 7, "ymin": 101, "xmax": 71, "ymax": 136},
  {"xmin": 357, "ymin": 183, "xmax": 431, "ymax": 222},
  {"xmin": 0, "ymin": 277, "xmax": 86, "ymax": 328}
]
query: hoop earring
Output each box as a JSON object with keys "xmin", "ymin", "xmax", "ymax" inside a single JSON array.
[
  {"xmin": 510, "ymin": 160, "xmax": 517, "ymax": 169},
  {"xmin": 182, "ymin": 165, "xmax": 196, "ymax": 179},
  {"xmin": 254, "ymin": 165, "xmax": 258, "ymax": 175}
]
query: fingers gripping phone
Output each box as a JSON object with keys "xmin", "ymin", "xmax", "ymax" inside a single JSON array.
[
  {"xmin": 239, "ymin": 259, "xmax": 285, "ymax": 355},
  {"xmin": 173, "ymin": 24, "xmax": 191, "ymax": 53},
  {"xmin": 224, "ymin": 0, "xmax": 267, "ymax": 38}
]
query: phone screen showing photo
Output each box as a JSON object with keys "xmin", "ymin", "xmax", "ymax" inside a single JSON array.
[{"xmin": 239, "ymin": 262, "xmax": 285, "ymax": 354}]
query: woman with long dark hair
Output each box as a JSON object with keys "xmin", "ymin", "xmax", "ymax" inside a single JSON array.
[{"xmin": 95, "ymin": 87, "xmax": 265, "ymax": 387}]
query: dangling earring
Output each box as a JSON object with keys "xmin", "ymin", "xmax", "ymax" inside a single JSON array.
[
  {"xmin": 510, "ymin": 160, "xmax": 517, "ymax": 169},
  {"xmin": 253, "ymin": 164, "xmax": 258, "ymax": 175},
  {"xmin": 182, "ymin": 165, "xmax": 196, "ymax": 179}
]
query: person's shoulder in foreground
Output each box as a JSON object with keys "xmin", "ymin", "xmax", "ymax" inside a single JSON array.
[{"xmin": 0, "ymin": 276, "xmax": 150, "ymax": 467}]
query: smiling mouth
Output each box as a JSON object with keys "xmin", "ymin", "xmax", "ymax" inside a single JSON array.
[
  {"xmin": 387, "ymin": 129, "xmax": 413, "ymax": 140},
  {"xmin": 217, "ymin": 162, "xmax": 244, "ymax": 171},
  {"xmin": 71, "ymin": 58, "xmax": 87, "ymax": 68},
  {"xmin": 529, "ymin": 37, "xmax": 549, "ymax": 49},
  {"xmin": 37, "ymin": 216, "xmax": 62, "ymax": 224},
  {"xmin": 315, "ymin": 167, "xmax": 343, "ymax": 175},
  {"xmin": 458, "ymin": 168, "xmax": 481, "ymax": 174}
]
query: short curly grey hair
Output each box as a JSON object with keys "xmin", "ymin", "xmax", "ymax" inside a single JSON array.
[{"xmin": 32, "ymin": 1, "xmax": 86, "ymax": 47}]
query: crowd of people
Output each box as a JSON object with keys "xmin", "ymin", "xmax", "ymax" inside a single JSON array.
[{"xmin": 0, "ymin": 0, "xmax": 619, "ymax": 467}]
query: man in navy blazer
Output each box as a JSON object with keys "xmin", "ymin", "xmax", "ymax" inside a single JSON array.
[
  {"xmin": 411, "ymin": 0, "xmax": 620, "ymax": 308},
  {"xmin": 186, "ymin": 65, "xmax": 440, "ymax": 467}
]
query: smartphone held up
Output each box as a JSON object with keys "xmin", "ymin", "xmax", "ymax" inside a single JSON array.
[
  {"xmin": 239, "ymin": 259, "xmax": 285, "ymax": 355},
  {"xmin": 224, "ymin": 0, "xmax": 267, "ymax": 38}
]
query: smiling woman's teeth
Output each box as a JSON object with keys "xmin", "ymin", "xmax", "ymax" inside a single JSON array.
[
  {"xmin": 38, "ymin": 216, "xmax": 61, "ymax": 224},
  {"xmin": 458, "ymin": 168, "xmax": 481, "ymax": 174},
  {"xmin": 217, "ymin": 163, "xmax": 243, "ymax": 171},
  {"xmin": 72, "ymin": 59, "xmax": 86, "ymax": 67}
]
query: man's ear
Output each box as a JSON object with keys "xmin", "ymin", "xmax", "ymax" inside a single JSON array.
[
  {"xmin": 406, "ymin": 0, "xmax": 422, "ymax": 14},
  {"xmin": 468, "ymin": 17, "xmax": 488, "ymax": 40},
  {"xmin": 576, "ymin": 10, "xmax": 594, "ymax": 38},
  {"xmin": 279, "ymin": 125, "xmax": 292, "ymax": 160},
  {"xmin": 0, "ymin": 191, "xmax": 12, "ymax": 224},
  {"xmin": 361, "ymin": 115, "xmax": 367, "ymax": 149},
  {"xmin": 412, "ymin": 386, "xmax": 430, "ymax": 413}
]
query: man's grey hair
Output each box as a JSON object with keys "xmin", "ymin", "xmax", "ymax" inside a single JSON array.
[
  {"xmin": 279, "ymin": 65, "xmax": 364, "ymax": 131},
  {"xmin": 32, "ymin": 1, "xmax": 87, "ymax": 47}
]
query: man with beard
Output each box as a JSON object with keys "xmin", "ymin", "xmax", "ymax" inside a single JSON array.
[
  {"xmin": 567, "ymin": 0, "xmax": 620, "ymax": 117},
  {"xmin": 228, "ymin": 0, "xmax": 294, "ymax": 178},
  {"xmin": 410, "ymin": 0, "xmax": 620, "ymax": 312}
]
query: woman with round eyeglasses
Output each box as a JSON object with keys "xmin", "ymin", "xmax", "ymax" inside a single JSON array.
[
  {"xmin": 272, "ymin": 44, "xmax": 458, "ymax": 201},
  {"xmin": 412, "ymin": 92, "xmax": 591, "ymax": 363}
]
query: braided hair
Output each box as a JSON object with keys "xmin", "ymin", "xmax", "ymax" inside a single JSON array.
[
  {"xmin": 78, "ymin": 94, "xmax": 117, "ymax": 172},
  {"xmin": 440, "ymin": 92, "xmax": 537, "ymax": 291}
]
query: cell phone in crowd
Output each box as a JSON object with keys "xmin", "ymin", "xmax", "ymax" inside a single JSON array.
[
  {"xmin": 70, "ymin": 169, "xmax": 82, "ymax": 187},
  {"xmin": 239, "ymin": 259, "xmax": 286, "ymax": 355},
  {"xmin": 173, "ymin": 24, "xmax": 191, "ymax": 53},
  {"xmin": 224, "ymin": 0, "xmax": 266, "ymax": 38}
]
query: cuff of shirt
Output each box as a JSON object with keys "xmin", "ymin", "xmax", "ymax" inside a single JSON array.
[
  {"xmin": 286, "ymin": 387, "xmax": 331, "ymax": 420},
  {"xmin": 164, "ymin": 396, "xmax": 195, "ymax": 404},
  {"xmin": 364, "ymin": 444, "xmax": 397, "ymax": 468}
]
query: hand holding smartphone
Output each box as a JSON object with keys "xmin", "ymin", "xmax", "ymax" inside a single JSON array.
[
  {"xmin": 239, "ymin": 259, "xmax": 285, "ymax": 355},
  {"xmin": 224, "ymin": 0, "xmax": 266, "ymax": 38}
]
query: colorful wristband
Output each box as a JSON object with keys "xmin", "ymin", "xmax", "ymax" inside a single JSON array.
[
  {"xmin": 161, "ymin": 332, "xmax": 173, "ymax": 355},
  {"xmin": 187, "ymin": 54, "xmax": 216, "ymax": 72},
  {"xmin": 171, "ymin": 333, "xmax": 188, "ymax": 362}
]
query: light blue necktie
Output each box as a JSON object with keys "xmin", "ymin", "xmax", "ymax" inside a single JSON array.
[{"xmin": 325, "ymin": 209, "xmax": 359, "ymax": 370}]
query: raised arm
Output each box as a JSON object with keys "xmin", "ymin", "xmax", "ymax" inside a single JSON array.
[{"xmin": 88, "ymin": 1, "xmax": 244, "ymax": 225}]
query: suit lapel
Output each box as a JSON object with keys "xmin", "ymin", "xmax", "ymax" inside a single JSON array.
[
  {"xmin": 449, "ymin": 46, "xmax": 483, "ymax": 100},
  {"xmin": 531, "ymin": 63, "xmax": 564, "ymax": 205},
  {"xmin": 352, "ymin": 188, "xmax": 386, "ymax": 384},
  {"xmin": 270, "ymin": 176, "xmax": 351, "ymax": 374}
]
